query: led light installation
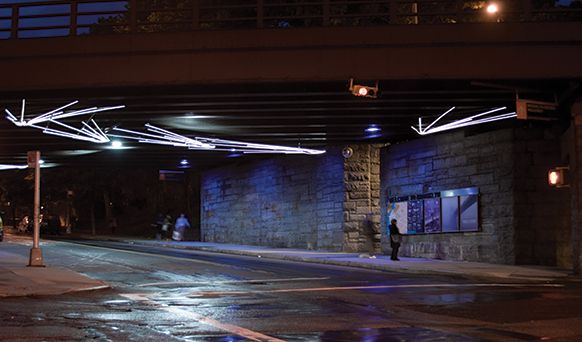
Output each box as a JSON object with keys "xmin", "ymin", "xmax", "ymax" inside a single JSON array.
[
  {"xmin": 110, "ymin": 124, "xmax": 326, "ymax": 155},
  {"xmin": 0, "ymin": 164, "xmax": 29, "ymax": 171},
  {"xmin": 5, "ymin": 99, "xmax": 125, "ymax": 143},
  {"xmin": 411, "ymin": 106, "xmax": 516, "ymax": 136},
  {"xmin": 0, "ymin": 162, "xmax": 54, "ymax": 171}
]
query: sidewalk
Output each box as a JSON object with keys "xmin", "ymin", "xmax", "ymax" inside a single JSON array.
[
  {"xmin": 0, "ymin": 233, "xmax": 572, "ymax": 298},
  {"xmin": 0, "ymin": 246, "xmax": 109, "ymax": 299},
  {"xmin": 108, "ymin": 237, "xmax": 571, "ymax": 282}
]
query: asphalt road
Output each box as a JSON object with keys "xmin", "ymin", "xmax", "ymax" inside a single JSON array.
[{"xmin": 1, "ymin": 238, "xmax": 582, "ymax": 341}]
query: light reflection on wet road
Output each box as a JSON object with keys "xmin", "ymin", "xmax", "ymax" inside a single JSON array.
[{"xmin": 1, "ymin": 238, "xmax": 581, "ymax": 341}]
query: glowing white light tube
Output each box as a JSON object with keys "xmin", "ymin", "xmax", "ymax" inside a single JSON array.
[
  {"xmin": 4, "ymin": 99, "xmax": 123, "ymax": 144},
  {"xmin": 412, "ymin": 107, "xmax": 517, "ymax": 136},
  {"xmin": 27, "ymin": 100, "xmax": 79, "ymax": 125},
  {"xmin": 423, "ymin": 106, "xmax": 456, "ymax": 133},
  {"xmin": 0, "ymin": 164, "xmax": 28, "ymax": 170},
  {"xmin": 112, "ymin": 124, "xmax": 326, "ymax": 155}
]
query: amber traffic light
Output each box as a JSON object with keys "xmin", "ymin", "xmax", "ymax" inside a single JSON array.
[
  {"xmin": 349, "ymin": 78, "xmax": 378, "ymax": 98},
  {"xmin": 548, "ymin": 167, "xmax": 569, "ymax": 188}
]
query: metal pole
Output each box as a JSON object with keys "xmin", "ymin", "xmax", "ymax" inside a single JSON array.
[
  {"xmin": 28, "ymin": 151, "xmax": 44, "ymax": 267},
  {"xmin": 257, "ymin": 0, "xmax": 264, "ymax": 29},
  {"xmin": 192, "ymin": 0, "xmax": 200, "ymax": 29},
  {"xmin": 11, "ymin": 5, "xmax": 18, "ymax": 39},
  {"xmin": 322, "ymin": 0, "xmax": 330, "ymax": 26},
  {"xmin": 70, "ymin": 0, "xmax": 78, "ymax": 36}
]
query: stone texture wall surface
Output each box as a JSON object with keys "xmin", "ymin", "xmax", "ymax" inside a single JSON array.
[
  {"xmin": 381, "ymin": 126, "xmax": 570, "ymax": 266},
  {"xmin": 513, "ymin": 126, "xmax": 571, "ymax": 268},
  {"xmin": 381, "ymin": 129, "xmax": 516, "ymax": 264},
  {"xmin": 201, "ymin": 149, "xmax": 344, "ymax": 250},
  {"xmin": 570, "ymin": 100, "xmax": 582, "ymax": 273},
  {"xmin": 342, "ymin": 145, "xmax": 382, "ymax": 253}
]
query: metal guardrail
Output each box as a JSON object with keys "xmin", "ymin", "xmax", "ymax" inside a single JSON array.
[{"xmin": 1, "ymin": 0, "xmax": 581, "ymax": 39}]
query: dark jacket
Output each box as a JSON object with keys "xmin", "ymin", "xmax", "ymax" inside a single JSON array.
[{"xmin": 389, "ymin": 223, "xmax": 401, "ymax": 244}]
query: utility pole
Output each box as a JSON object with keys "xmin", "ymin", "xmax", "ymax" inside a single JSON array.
[{"xmin": 27, "ymin": 150, "xmax": 44, "ymax": 267}]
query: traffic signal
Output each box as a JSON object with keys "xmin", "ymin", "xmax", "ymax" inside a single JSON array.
[
  {"xmin": 349, "ymin": 78, "xmax": 378, "ymax": 98},
  {"xmin": 548, "ymin": 167, "xmax": 569, "ymax": 188}
]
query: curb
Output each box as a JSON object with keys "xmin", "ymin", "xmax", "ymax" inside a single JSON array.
[{"xmin": 113, "ymin": 239, "xmax": 568, "ymax": 282}]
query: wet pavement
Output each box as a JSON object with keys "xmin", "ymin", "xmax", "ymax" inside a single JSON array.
[
  {"xmin": 0, "ymin": 231, "xmax": 574, "ymax": 299},
  {"xmin": 66, "ymin": 233, "xmax": 570, "ymax": 280},
  {"xmin": 2, "ymin": 233, "xmax": 582, "ymax": 341}
]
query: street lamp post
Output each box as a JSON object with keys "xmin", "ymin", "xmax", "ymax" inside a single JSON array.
[{"xmin": 27, "ymin": 150, "xmax": 44, "ymax": 267}]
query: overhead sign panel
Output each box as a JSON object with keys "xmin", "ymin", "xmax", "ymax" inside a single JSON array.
[{"xmin": 516, "ymin": 98, "xmax": 558, "ymax": 121}]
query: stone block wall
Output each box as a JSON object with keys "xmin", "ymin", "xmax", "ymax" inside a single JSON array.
[
  {"xmin": 513, "ymin": 126, "xmax": 571, "ymax": 268},
  {"xmin": 381, "ymin": 125, "xmax": 571, "ymax": 266},
  {"xmin": 381, "ymin": 129, "xmax": 516, "ymax": 264},
  {"xmin": 201, "ymin": 149, "xmax": 344, "ymax": 250},
  {"xmin": 573, "ymin": 100, "xmax": 582, "ymax": 274}
]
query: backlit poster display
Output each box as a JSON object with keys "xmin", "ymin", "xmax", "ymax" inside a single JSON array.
[
  {"xmin": 407, "ymin": 200, "xmax": 423, "ymax": 234},
  {"xmin": 388, "ymin": 187, "xmax": 478, "ymax": 235},
  {"xmin": 423, "ymin": 198, "xmax": 441, "ymax": 233},
  {"xmin": 387, "ymin": 201, "xmax": 408, "ymax": 235},
  {"xmin": 441, "ymin": 196, "xmax": 459, "ymax": 232},
  {"xmin": 460, "ymin": 195, "xmax": 478, "ymax": 231}
]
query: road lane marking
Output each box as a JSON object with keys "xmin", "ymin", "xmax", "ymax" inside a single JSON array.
[
  {"xmin": 59, "ymin": 241, "xmax": 228, "ymax": 267},
  {"xmin": 137, "ymin": 276, "xmax": 330, "ymax": 287},
  {"xmin": 120, "ymin": 293, "xmax": 151, "ymax": 301},
  {"xmin": 162, "ymin": 306, "xmax": 285, "ymax": 342},
  {"xmin": 120, "ymin": 293, "xmax": 285, "ymax": 342},
  {"xmin": 188, "ymin": 283, "xmax": 564, "ymax": 297}
]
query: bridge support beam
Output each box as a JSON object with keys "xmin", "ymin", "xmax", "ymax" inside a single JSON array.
[{"xmin": 571, "ymin": 99, "xmax": 582, "ymax": 274}]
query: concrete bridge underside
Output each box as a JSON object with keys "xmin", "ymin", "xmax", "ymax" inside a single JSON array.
[{"xmin": 1, "ymin": 22, "xmax": 581, "ymax": 91}]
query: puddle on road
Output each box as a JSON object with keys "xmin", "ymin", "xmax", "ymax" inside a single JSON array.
[
  {"xmin": 280, "ymin": 327, "xmax": 477, "ymax": 342},
  {"xmin": 176, "ymin": 327, "xmax": 477, "ymax": 341},
  {"xmin": 475, "ymin": 327, "xmax": 541, "ymax": 341},
  {"xmin": 102, "ymin": 299, "xmax": 133, "ymax": 306},
  {"xmin": 413, "ymin": 291, "xmax": 538, "ymax": 305}
]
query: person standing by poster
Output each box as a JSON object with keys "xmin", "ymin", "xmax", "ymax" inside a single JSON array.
[{"xmin": 389, "ymin": 219, "xmax": 402, "ymax": 261}]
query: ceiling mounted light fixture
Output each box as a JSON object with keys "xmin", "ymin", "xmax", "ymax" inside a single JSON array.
[
  {"xmin": 364, "ymin": 124, "xmax": 381, "ymax": 133},
  {"xmin": 348, "ymin": 78, "xmax": 379, "ymax": 98},
  {"xmin": 110, "ymin": 141, "xmax": 124, "ymax": 149},
  {"xmin": 110, "ymin": 124, "xmax": 326, "ymax": 155},
  {"xmin": 411, "ymin": 106, "xmax": 516, "ymax": 136},
  {"xmin": 4, "ymin": 99, "xmax": 125, "ymax": 143}
]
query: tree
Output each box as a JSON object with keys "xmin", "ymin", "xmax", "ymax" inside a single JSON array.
[{"xmin": 89, "ymin": 0, "xmax": 192, "ymax": 34}]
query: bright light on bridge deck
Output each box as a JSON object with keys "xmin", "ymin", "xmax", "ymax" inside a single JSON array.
[{"xmin": 486, "ymin": 3, "xmax": 499, "ymax": 14}]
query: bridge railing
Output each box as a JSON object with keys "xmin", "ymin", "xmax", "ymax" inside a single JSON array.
[{"xmin": 1, "ymin": 0, "xmax": 581, "ymax": 39}]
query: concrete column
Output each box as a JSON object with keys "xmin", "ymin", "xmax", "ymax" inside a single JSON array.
[{"xmin": 571, "ymin": 100, "xmax": 582, "ymax": 274}]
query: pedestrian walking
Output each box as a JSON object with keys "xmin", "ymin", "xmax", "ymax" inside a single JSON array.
[
  {"xmin": 108, "ymin": 217, "xmax": 117, "ymax": 234},
  {"xmin": 365, "ymin": 213, "xmax": 380, "ymax": 259},
  {"xmin": 152, "ymin": 213, "xmax": 164, "ymax": 239},
  {"xmin": 161, "ymin": 213, "xmax": 172, "ymax": 240},
  {"xmin": 389, "ymin": 218, "xmax": 402, "ymax": 261},
  {"xmin": 172, "ymin": 213, "xmax": 191, "ymax": 241}
]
